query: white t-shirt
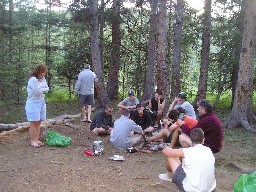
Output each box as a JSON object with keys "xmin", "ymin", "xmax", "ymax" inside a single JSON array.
[{"xmin": 182, "ymin": 144, "xmax": 216, "ymax": 192}]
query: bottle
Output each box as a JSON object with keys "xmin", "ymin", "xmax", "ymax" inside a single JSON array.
[{"xmin": 84, "ymin": 148, "xmax": 95, "ymax": 156}]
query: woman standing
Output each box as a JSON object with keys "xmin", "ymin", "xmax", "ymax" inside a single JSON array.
[{"xmin": 25, "ymin": 64, "xmax": 49, "ymax": 148}]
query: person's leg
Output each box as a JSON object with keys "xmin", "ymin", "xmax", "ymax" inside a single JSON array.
[
  {"xmin": 79, "ymin": 95, "xmax": 87, "ymax": 121},
  {"xmin": 34, "ymin": 121, "xmax": 44, "ymax": 146},
  {"xmin": 147, "ymin": 128, "xmax": 169, "ymax": 142},
  {"xmin": 92, "ymin": 127, "xmax": 112, "ymax": 135},
  {"xmin": 86, "ymin": 94, "xmax": 94, "ymax": 122},
  {"xmin": 81, "ymin": 105, "xmax": 87, "ymax": 120},
  {"xmin": 87, "ymin": 104, "xmax": 92, "ymax": 122},
  {"xmin": 156, "ymin": 110, "xmax": 163, "ymax": 126},
  {"xmin": 29, "ymin": 121, "xmax": 40, "ymax": 147},
  {"xmin": 169, "ymin": 129, "xmax": 180, "ymax": 148},
  {"xmin": 159, "ymin": 156, "xmax": 181, "ymax": 182},
  {"xmin": 166, "ymin": 156, "xmax": 181, "ymax": 173},
  {"xmin": 179, "ymin": 134, "xmax": 192, "ymax": 148}
]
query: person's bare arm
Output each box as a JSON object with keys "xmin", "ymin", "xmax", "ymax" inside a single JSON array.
[
  {"xmin": 162, "ymin": 147, "xmax": 184, "ymax": 158},
  {"xmin": 117, "ymin": 101, "xmax": 126, "ymax": 109},
  {"xmin": 168, "ymin": 97, "xmax": 178, "ymax": 112}
]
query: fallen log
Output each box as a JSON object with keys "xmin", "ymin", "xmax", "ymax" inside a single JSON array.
[
  {"xmin": 0, "ymin": 113, "xmax": 81, "ymax": 140},
  {"xmin": 229, "ymin": 162, "xmax": 256, "ymax": 174}
]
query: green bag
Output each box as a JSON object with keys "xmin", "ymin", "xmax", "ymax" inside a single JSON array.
[
  {"xmin": 233, "ymin": 171, "xmax": 256, "ymax": 192},
  {"xmin": 45, "ymin": 130, "xmax": 71, "ymax": 147}
]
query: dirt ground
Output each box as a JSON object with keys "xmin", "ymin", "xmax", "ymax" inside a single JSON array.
[{"xmin": 0, "ymin": 116, "xmax": 256, "ymax": 192}]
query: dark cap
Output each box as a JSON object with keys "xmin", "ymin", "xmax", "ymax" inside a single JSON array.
[
  {"xmin": 128, "ymin": 90, "xmax": 134, "ymax": 95},
  {"xmin": 178, "ymin": 92, "xmax": 187, "ymax": 99}
]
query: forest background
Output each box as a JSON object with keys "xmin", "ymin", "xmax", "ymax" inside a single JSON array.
[{"xmin": 1, "ymin": 0, "xmax": 256, "ymax": 133}]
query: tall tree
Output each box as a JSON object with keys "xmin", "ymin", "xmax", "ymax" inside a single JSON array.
[
  {"xmin": 142, "ymin": 0, "xmax": 158, "ymax": 101},
  {"xmin": 171, "ymin": 0, "xmax": 185, "ymax": 99},
  {"xmin": 193, "ymin": 0, "xmax": 212, "ymax": 104},
  {"xmin": 156, "ymin": 0, "xmax": 169, "ymax": 101},
  {"xmin": 107, "ymin": 0, "xmax": 121, "ymax": 100},
  {"xmin": 225, "ymin": 0, "xmax": 256, "ymax": 132},
  {"xmin": 88, "ymin": 0, "xmax": 110, "ymax": 106},
  {"xmin": 231, "ymin": 1, "xmax": 244, "ymax": 106}
]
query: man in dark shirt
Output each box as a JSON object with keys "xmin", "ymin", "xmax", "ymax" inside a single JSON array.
[
  {"xmin": 148, "ymin": 90, "xmax": 165, "ymax": 127},
  {"xmin": 177, "ymin": 99, "xmax": 223, "ymax": 153},
  {"xmin": 90, "ymin": 104, "xmax": 114, "ymax": 135},
  {"xmin": 131, "ymin": 104, "xmax": 154, "ymax": 133}
]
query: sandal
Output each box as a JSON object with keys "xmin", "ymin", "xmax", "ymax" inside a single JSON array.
[
  {"xmin": 37, "ymin": 141, "xmax": 45, "ymax": 146},
  {"xmin": 30, "ymin": 142, "xmax": 41, "ymax": 148},
  {"xmin": 86, "ymin": 119, "xmax": 92, "ymax": 123}
]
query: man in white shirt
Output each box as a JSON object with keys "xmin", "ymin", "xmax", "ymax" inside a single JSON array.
[{"xmin": 159, "ymin": 128, "xmax": 216, "ymax": 192}]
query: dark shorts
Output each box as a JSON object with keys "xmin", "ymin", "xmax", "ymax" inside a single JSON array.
[
  {"xmin": 163, "ymin": 132, "xmax": 181, "ymax": 147},
  {"xmin": 172, "ymin": 164, "xmax": 186, "ymax": 192},
  {"xmin": 79, "ymin": 94, "xmax": 94, "ymax": 106}
]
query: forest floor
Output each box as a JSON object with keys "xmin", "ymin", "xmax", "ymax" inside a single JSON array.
[{"xmin": 0, "ymin": 101, "xmax": 256, "ymax": 192}]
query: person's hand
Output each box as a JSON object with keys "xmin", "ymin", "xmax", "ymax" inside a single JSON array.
[
  {"xmin": 173, "ymin": 97, "xmax": 178, "ymax": 102},
  {"xmin": 74, "ymin": 91, "xmax": 79, "ymax": 97}
]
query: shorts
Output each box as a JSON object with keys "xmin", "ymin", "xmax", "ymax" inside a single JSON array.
[
  {"xmin": 163, "ymin": 132, "xmax": 181, "ymax": 147},
  {"xmin": 79, "ymin": 94, "xmax": 94, "ymax": 106},
  {"xmin": 25, "ymin": 100, "xmax": 46, "ymax": 121},
  {"xmin": 172, "ymin": 164, "xmax": 186, "ymax": 191}
]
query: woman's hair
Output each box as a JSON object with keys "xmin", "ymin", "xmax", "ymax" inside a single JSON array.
[
  {"xmin": 31, "ymin": 64, "xmax": 47, "ymax": 79},
  {"xmin": 198, "ymin": 99, "xmax": 213, "ymax": 113},
  {"xmin": 168, "ymin": 109, "xmax": 179, "ymax": 120},
  {"xmin": 190, "ymin": 128, "xmax": 204, "ymax": 144}
]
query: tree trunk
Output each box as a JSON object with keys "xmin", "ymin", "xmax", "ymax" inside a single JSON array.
[
  {"xmin": 171, "ymin": 0, "xmax": 185, "ymax": 99},
  {"xmin": 156, "ymin": 0, "xmax": 169, "ymax": 101},
  {"xmin": 225, "ymin": 0, "xmax": 256, "ymax": 132},
  {"xmin": 89, "ymin": 0, "xmax": 110, "ymax": 107},
  {"xmin": 193, "ymin": 0, "xmax": 211, "ymax": 105},
  {"xmin": 107, "ymin": 0, "xmax": 122, "ymax": 101},
  {"xmin": 99, "ymin": 0, "xmax": 105, "ymax": 68},
  {"xmin": 231, "ymin": 1, "xmax": 244, "ymax": 106},
  {"xmin": 142, "ymin": 0, "xmax": 158, "ymax": 102}
]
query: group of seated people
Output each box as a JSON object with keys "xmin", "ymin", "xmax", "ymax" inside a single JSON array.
[{"xmin": 89, "ymin": 90, "xmax": 223, "ymax": 191}]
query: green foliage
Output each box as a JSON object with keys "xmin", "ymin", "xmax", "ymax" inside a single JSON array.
[{"xmin": 46, "ymin": 88, "xmax": 77, "ymax": 102}]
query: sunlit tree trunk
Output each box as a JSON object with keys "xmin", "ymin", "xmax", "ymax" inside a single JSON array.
[
  {"xmin": 171, "ymin": 0, "xmax": 185, "ymax": 99},
  {"xmin": 107, "ymin": 0, "xmax": 121, "ymax": 101},
  {"xmin": 156, "ymin": 0, "xmax": 169, "ymax": 101},
  {"xmin": 89, "ymin": 0, "xmax": 110, "ymax": 106},
  {"xmin": 225, "ymin": 0, "xmax": 256, "ymax": 132},
  {"xmin": 142, "ymin": 0, "xmax": 158, "ymax": 102},
  {"xmin": 193, "ymin": 0, "xmax": 211, "ymax": 104},
  {"xmin": 231, "ymin": 1, "xmax": 244, "ymax": 106}
]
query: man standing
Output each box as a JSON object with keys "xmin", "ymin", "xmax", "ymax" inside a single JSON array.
[
  {"xmin": 168, "ymin": 92, "xmax": 196, "ymax": 119},
  {"xmin": 75, "ymin": 64, "xmax": 97, "ymax": 122},
  {"xmin": 90, "ymin": 104, "xmax": 114, "ymax": 135},
  {"xmin": 159, "ymin": 128, "xmax": 216, "ymax": 192}
]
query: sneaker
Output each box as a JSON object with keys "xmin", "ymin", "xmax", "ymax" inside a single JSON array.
[{"xmin": 159, "ymin": 172, "xmax": 172, "ymax": 182}]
